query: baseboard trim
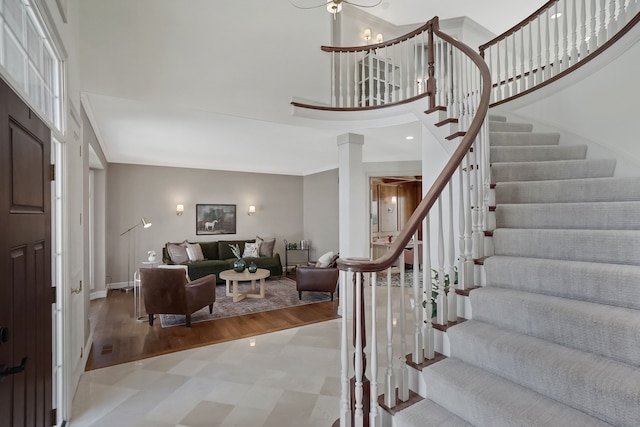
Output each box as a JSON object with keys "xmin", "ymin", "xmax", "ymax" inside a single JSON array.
[{"xmin": 90, "ymin": 290, "xmax": 107, "ymax": 300}]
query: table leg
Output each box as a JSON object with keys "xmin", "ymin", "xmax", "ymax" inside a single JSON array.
[
  {"xmin": 226, "ymin": 279, "xmax": 231, "ymax": 296},
  {"xmin": 259, "ymin": 278, "xmax": 265, "ymax": 298},
  {"xmin": 233, "ymin": 280, "xmax": 240, "ymax": 302}
]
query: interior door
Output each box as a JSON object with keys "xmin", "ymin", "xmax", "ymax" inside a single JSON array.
[{"xmin": 0, "ymin": 79, "xmax": 53, "ymax": 426}]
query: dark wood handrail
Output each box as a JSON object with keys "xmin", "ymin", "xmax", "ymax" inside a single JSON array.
[
  {"xmin": 290, "ymin": 92, "xmax": 429, "ymax": 112},
  {"xmin": 479, "ymin": 0, "xmax": 558, "ymax": 53},
  {"xmin": 337, "ymin": 16, "xmax": 493, "ymax": 273},
  {"xmin": 321, "ymin": 20, "xmax": 432, "ymax": 53}
]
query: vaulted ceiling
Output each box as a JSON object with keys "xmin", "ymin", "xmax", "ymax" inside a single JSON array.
[{"xmin": 79, "ymin": 0, "xmax": 542, "ymax": 175}]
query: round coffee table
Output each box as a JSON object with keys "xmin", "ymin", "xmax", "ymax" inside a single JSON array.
[{"xmin": 219, "ymin": 268, "xmax": 270, "ymax": 302}]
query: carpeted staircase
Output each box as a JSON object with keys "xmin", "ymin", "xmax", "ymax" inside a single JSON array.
[{"xmin": 395, "ymin": 115, "xmax": 640, "ymax": 426}]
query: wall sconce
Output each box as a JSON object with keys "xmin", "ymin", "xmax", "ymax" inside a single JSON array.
[
  {"xmin": 391, "ymin": 196, "xmax": 397, "ymax": 204},
  {"xmin": 176, "ymin": 204, "xmax": 184, "ymax": 216},
  {"xmin": 248, "ymin": 205, "xmax": 256, "ymax": 216},
  {"xmin": 376, "ymin": 33, "xmax": 383, "ymax": 43},
  {"xmin": 363, "ymin": 28, "xmax": 371, "ymax": 43}
]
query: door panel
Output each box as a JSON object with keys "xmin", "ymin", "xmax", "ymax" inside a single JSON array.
[{"xmin": 0, "ymin": 79, "xmax": 52, "ymax": 427}]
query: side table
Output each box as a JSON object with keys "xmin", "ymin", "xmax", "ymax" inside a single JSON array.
[{"xmin": 134, "ymin": 261, "xmax": 161, "ymax": 321}]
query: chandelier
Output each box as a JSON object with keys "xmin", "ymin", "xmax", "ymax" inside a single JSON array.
[{"xmin": 290, "ymin": 0, "xmax": 382, "ymax": 16}]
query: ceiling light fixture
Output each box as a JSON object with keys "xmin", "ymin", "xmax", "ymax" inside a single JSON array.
[
  {"xmin": 405, "ymin": 136, "xmax": 414, "ymax": 140},
  {"xmin": 290, "ymin": 0, "xmax": 382, "ymax": 18},
  {"xmin": 550, "ymin": 12, "xmax": 562, "ymax": 19}
]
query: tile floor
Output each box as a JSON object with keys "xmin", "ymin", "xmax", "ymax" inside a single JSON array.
[{"xmin": 71, "ymin": 320, "xmax": 343, "ymax": 427}]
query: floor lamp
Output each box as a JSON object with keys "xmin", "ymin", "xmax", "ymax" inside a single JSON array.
[{"xmin": 120, "ymin": 217, "xmax": 152, "ymax": 292}]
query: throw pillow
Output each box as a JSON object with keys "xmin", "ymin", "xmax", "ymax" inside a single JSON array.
[
  {"xmin": 327, "ymin": 253, "xmax": 340, "ymax": 268},
  {"xmin": 167, "ymin": 242, "xmax": 189, "ymax": 264},
  {"xmin": 256, "ymin": 235, "xmax": 276, "ymax": 257},
  {"xmin": 185, "ymin": 243, "xmax": 205, "ymax": 262},
  {"xmin": 316, "ymin": 251, "xmax": 334, "ymax": 268},
  {"xmin": 243, "ymin": 242, "xmax": 260, "ymax": 258}
]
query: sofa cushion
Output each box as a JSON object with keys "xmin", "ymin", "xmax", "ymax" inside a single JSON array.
[
  {"xmin": 199, "ymin": 241, "xmax": 219, "ymax": 260},
  {"xmin": 243, "ymin": 242, "xmax": 260, "ymax": 258},
  {"xmin": 256, "ymin": 235, "xmax": 276, "ymax": 257},
  {"xmin": 186, "ymin": 243, "xmax": 205, "ymax": 262},
  {"xmin": 167, "ymin": 242, "xmax": 189, "ymax": 264}
]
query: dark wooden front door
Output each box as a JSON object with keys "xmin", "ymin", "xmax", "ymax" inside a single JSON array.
[{"xmin": 0, "ymin": 79, "xmax": 53, "ymax": 426}]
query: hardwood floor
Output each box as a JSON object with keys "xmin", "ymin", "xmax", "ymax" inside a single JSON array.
[{"xmin": 86, "ymin": 284, "xmax": 340, "ymax": 371}]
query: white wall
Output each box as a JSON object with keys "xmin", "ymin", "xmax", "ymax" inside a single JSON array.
[{"xmin": 106, "ymin": 164, "xmax": 305, "ymax": 284}]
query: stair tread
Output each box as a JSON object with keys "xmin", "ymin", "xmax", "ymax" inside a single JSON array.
[
  {"xmin": 471, "ymin": 286, "xmax": 640, "ymax": 366},
  {"xmin": 484, "ymin": 255, "xmax": 640, "ymax": 311},
  {"xmin": 495, "ymin": 176, "xmax": 640, "ymax": 203},
  {"xmin": 495, "ymin": 201, "xmax": 640, "ymax": 229},
  {"xmin": 490, "ymin": 131, "xmax": 560, "ymax": 146},
  {"xmin": 448, "ymin": 320, "xmax": 640, "ymax": 426},
  {"xmin": 491, "ymin": 158, "xmax": 616, "ymax": 183},
  {"xmin": 395, "ymin": 396, "xmax": 473, "ymax": 427},
  {"xmin": 418, "ymin": 358, "xmax": 612, "ymax": 427},
  {"xmin": 493, "ymin": 228, "xmax": 640, "ymax": 265},
  {"xmin": 490, "ymin": 144, "xmax": 587, "ymax": 162}
]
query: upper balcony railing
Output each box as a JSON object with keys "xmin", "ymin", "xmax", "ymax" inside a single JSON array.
[
  {"xmin": 480, "ymin": 0, "xmax": 640, "ymax": 105},
  {"xmin": 317, "ymin": 21, "xmax": 435, "ymax": 110}
]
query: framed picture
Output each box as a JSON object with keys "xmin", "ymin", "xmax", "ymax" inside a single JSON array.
[{"xmin": 196, "ymin": 204, "xmax": 236, "ymax": 235}]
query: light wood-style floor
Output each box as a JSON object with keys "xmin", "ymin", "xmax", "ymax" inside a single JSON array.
[{"xmin": 86, "ymin": 282, "xmax": 340, "ymax": 371}]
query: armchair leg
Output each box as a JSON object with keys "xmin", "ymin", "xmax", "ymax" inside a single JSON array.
[
  {"xmin": 149, "ymin": 313, "xmax": 154, "ymax": 326},
  {"xmin": 186, "ymin": 314, "xmax": 191, "ymax": 327},
  {"xmin": 208, "ymin": 303, "xmax": 213, "ymax": 313},
  {"xmin": 298, "ymin": 291, "xmax": 302, "ymax": 300}
]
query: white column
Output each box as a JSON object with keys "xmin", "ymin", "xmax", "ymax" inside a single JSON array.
[{"xmin": 338, "ymin": 133, "xmax": 367, "ymax": 319}]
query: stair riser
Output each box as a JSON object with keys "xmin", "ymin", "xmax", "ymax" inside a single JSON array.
[
  {"xmin": 495, "ymin": 177, "xmax": 640, "ymax": 204},
  {"xmin": 493, "ymin": 229, "xmax": 640, "ymax": 265},
  {"xmin": 491, "ymin": 159, "xmax": 616, "ymax": 183},
  {"xmin": 490, "ymin": 145, "xmax": 587, "ymax": 163},
  {"xmin": 490, "ymin": 131, "xmax": 560, "ymax": 147},
  {"xmin": 495, "ymin": 201, "xmax": 640, "ymax": 230},
  {"xmin": 470, "ymin": 287, "xmax": 640, "ymax": 366},
  {"xmin": 489, "ymin": 122, "xmax": 533, "ymax": 132},
  {"xmin": 449, "ymin": 321, "xmax": 640, "ymax": 426},
  {"xmin": 484, "ymin": 256, "xmax": 640, "ymax": 311}
]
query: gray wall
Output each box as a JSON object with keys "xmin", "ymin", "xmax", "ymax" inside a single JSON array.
[
  {"xmin": 106, "ymin": 164, "xmax": 305, "ymax": 283},
  {"xmin": 303, "ymin": 168, "xmax": 339, "ymax": 261}
]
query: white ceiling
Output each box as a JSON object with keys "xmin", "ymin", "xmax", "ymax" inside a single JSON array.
[{"xmin": 79, "ymin": 0, "xmax": 543, "ymax": 176}]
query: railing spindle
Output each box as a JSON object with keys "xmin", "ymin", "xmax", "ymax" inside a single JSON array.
[
  {"xmin": 369, "ymin": 272, "xmax": 378, "ymax": 427},
  {"xmin": 423, "ymin": 214, "xmax": 435, "ymax": 359},
  {"xmin": 447, "ymin": 180, "xmax": 457, "ymax": 323},
  {"xmin": 384, "ymin": 267, "xmax": 395, "ymax": 408},
  {"xmin": 339, "ymin": 271, "xmax": 350, "ymax": 427}
]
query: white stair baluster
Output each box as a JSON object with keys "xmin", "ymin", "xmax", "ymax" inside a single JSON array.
[
  {"xmin": 447, "ymin": 180, "xmax": 457, "ymax": 323},
  {"xmin": 589, "ymin": 0, "xmax": 597, "ymax": 52},
  {"xmin": 398, "ymin": 249, "xmax": 409, "ymax": 402},
  {"xmin": 412, "ymin": 231, "xmax": 422, "ymax": 364},
  {"xmin": 598, "ymin": 0, "xmax": 607, "ymax": 45},
  {"xmin": 339, "ymin": 271, "xmax": 350, "ymax": 427},
  {"xmin": 384, "ymin": 267, "xmax": 395, "ymax": 408},
  {"xmin": 562, "ymin": 0, "xmax": 569, "ymax": 70},
  {"xmin": 423, "ymin": 214, "xmax": 435, "ymax": 359},
  {"xmin": 354, "ymin": 273, "xmax": 364, "ymax": 427},
  {"xmin": 369, "ymin": 272, "xmax": 378, "ymax": 427},
  {"xmin": 437, "ymin": 195, "xmax": 447, "ymax": 325},
  {"xmin": 545, "ymin": 9, "xmax": 552, "ymax": 80}
]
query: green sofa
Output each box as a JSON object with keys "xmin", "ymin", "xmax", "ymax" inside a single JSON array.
[{"xmin": 162, "ymin": 239, "xmax": 282, "ymax": 282}]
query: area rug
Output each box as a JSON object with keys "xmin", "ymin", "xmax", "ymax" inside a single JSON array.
[{"xmin": 159, "ymin": 277, "xmax": 331, "ymax": 327}]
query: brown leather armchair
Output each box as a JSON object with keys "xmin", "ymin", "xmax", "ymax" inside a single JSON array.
[
  {"xmin": 141, "ymin": 268, "xmax": 216, "ymax": 327},
  {"xmin": 295, "ymin": 263, "xmax": 339, "ymax": 301}
]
